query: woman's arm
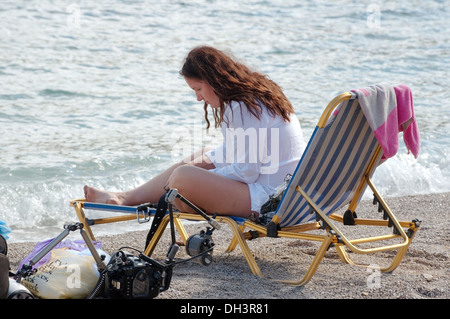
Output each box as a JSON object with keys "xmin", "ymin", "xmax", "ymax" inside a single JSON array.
[{"xmin": 204, "ymin": 101, "xmax": 266, "ymax": 184}]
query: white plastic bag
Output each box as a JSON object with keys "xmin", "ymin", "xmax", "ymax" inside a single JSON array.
[{"xmin": 21, "ymin": 248, "xmax": 101, "ymax": 299}]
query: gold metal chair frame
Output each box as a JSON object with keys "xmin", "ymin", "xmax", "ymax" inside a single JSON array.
[{"xmin": 70, "ymin": 92, "xmax": 421, "ymax": 286}]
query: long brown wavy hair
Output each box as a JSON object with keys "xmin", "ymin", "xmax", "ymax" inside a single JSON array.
[{"xmin": 180, "ymin": 46, "xmax": 294, "ymax": 129}]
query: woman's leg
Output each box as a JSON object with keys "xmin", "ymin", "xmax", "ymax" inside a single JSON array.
[
  {"xmin": 167, "ymin": 165, "xmax": 253, "ymax": 218},
  {"xmin": 84, "ymin": 147, "xmax": 214, "ymax": 205}
]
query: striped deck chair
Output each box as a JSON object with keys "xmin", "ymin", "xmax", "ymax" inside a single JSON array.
[{"xmin": 71, "ymin": 91, "xmax": 421, "ymax": 285}]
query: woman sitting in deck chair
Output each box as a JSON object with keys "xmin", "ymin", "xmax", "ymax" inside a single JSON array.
[{"xmin": 84, "ymin": 46, "xmax": 307, "ymax": 219}]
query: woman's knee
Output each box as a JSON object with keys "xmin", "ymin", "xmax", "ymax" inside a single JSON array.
[
  {"xmin": 167, "ymin": 165, "xmax": 195, "ymax": 190},
  {"xmin": 166, "ymin": 166, "xmax": 201, "ymax": 212}
]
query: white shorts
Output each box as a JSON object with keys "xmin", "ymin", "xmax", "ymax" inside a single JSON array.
[{"xmin": 247, "ymin": 183, "xmax": 275, "ymax": 213}]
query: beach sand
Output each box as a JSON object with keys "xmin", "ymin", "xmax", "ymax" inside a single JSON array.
[{"xmin": 6, "ymin": 192, "xmax": 449, "ymax": 300}]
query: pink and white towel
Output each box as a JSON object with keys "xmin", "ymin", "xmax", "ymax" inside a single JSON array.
[{"xmin": 351, "ymin": 83, "xmax": 420, "ymax": 160}]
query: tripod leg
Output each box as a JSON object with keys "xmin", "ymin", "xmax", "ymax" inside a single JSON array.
[{"xmin": 79, "ymin": 228, "xmax": 106, "ymax": 271}]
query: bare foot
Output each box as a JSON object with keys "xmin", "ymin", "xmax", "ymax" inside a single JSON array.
[{"xmin": 84, "ymin": 185, "xmax": 127, "ymax": 205}]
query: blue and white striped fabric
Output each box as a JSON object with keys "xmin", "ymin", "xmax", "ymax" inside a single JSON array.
[{"xmin": 275, "ymin": 94, "xmax": 381, "ymax": 228}]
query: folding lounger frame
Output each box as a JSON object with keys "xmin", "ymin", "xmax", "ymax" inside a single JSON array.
[
  {"xmin": 71, "ymin": 92, "xmax": 421, "ymax": 286},
  {"xmin": 70, "ymin": 198, "xmax": 260, "ymax": 274}
]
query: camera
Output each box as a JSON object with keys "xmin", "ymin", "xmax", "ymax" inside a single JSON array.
[{"xmin": 103, "ymin": 250, "xmax": 170, "ymax": 299}]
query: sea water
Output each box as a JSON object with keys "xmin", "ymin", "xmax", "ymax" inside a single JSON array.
[{"xmin": 1, "ymin": 0, "xmax": 449, "ymax": 242}]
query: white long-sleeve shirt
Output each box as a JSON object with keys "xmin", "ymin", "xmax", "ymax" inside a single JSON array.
[{"xmin": 205, "ymin": 101, "xmax": 306, "ymax": 213}]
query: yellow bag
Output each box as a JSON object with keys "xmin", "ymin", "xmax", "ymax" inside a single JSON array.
[{"xmin": 21, "ymin": 248, "xmax": 100, "ymax": 299}]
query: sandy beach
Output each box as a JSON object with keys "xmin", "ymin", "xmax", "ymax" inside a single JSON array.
[{"xmin": 6, "ymin": 192, "xmax": 449, "ymax": 301}]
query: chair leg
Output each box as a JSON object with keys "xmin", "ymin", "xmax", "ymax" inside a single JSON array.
[
  {"xmin": 334, "ymin": 223, "xmax": 420, "ymax": 272},
  {"xmin": 214, "ymin": 217, "xmax": 263, "ymax": 277},
  {"xmin": 173, "ymin": 217, "xmax": 189, "ymax": 245},
  {"xmin": 278, "ymin": 230, "xmax": 335, "ymax": 286},
  {"xmin": 143, "ymin": 214, "xmax": 171, "ymax": 256},
  {"xmin": 141, "ymin": 214, "xmax": 263, "ymax": 276},
  {"xmin": 382, "ymin": 225, "xmax": 420, "ymax": 273},
  {"xmin": 73, "ymin": 202, "xmax": 96, "ymax": 241},
  {"xmin": 225, "ymin": 225, "xmax": 246, "ymax": 252}
]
